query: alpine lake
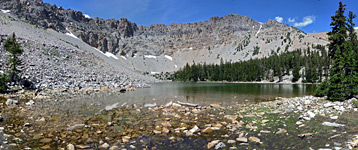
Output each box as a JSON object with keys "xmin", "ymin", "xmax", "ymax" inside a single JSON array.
[{"xmin": 1, "ymin": 82, "xmax": 358, "ymax": 150}]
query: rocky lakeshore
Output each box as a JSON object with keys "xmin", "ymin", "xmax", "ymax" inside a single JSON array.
[{"xmin": 0, "ymin": 91, "xmax": 357, "ymax": 150}]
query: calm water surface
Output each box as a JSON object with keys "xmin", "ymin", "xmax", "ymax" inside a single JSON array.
[
  {"xmin": 33, "ymin": 82, "xmax": 319, "ymax": 125},
  {"xmin": 123, "ymin": 82, "xmax": 319, "ymax": 105}
]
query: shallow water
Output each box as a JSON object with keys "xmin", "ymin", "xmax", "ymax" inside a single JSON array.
[
  {"xmin": 32, "ymin": 82, "xmax": 319, "ymax": 124},
  {"xmin": 117, "ymin": 82, "xmax": 318, "ymax": 105}
]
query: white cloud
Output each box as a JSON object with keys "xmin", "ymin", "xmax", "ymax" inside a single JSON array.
[
  {"xmin": 294, "ymin": 16, "xmax": 315, "ymax": 27},
  {"xmin": 354, "ymin": 26, "xmax": 358, "ymax": 30},
  {"xmin": 275, "ymin": 16, "xmax": 283, "ymax": 23},
  {"xmin": 288, "ymin": 18, "xmax": 295, "ymax": 23}
]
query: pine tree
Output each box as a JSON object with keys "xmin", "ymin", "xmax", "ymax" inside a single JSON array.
[
  {"xmin": 0, "ymin": 75, "xmax": 7, "ymax": 92},
  {"xmin": 326, "ymin": 2, "xmax": 348, "ymax": 101},
  {"xmin": 4, "ymin": 33, "xmax": 23, "ymax": 84},
  {"xmin": 346, "ymin": 11, "xmax": 358, "ymax": 97},
  {"xmin": 292, "ymin": 54, "xmax": 301, "ymax": 82}
]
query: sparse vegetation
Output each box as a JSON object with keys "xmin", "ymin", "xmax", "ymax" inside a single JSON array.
[
  {"xmin": 253, "ymin": 46, "xmax": 260, "ymax": 55},
  {"xmin": 4, "ymin": 33, "xmax": 23, "ymax": 84}
]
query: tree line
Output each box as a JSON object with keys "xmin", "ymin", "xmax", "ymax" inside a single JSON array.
[{"xmin": 173, "ymin": 45, "xmax": 329, "ymax": 83}]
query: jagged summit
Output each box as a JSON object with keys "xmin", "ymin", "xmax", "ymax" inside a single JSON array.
[{"xmin": 0, "ymin": 0, "xmax": 278, "ymax": 52}]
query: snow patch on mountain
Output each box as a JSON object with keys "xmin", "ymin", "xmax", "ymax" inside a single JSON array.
[
  {"xmin": 165, "ymin": 55, "xmax": 173, "ymax": 61},
  {"xmin": 105, "ymin": 52, "xmax": 119, "ymax": 60},
  {"xmin": 144, "ymin": 55, "xmax": 157, "ymax": 59}
]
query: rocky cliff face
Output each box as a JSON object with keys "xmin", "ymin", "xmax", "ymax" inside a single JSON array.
[
  {"xmin": 0, "ymin": 0, "xmax": 329, "ymax": 73},
  {"xmin": 0, "ymin": 0, "xmax": 276, "ymax": 55}
]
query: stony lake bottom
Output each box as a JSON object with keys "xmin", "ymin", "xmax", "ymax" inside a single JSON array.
[{"xmin": 0, "ymin": 82, "xmax": 357, "ymax": 150}]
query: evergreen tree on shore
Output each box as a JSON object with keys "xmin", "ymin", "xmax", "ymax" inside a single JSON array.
[
  {"xmin": 346, "ymin": 11, "xmax": 358, "ymax": 97},
  {"xmin": 315, "ymin": 2, "xmax": 358, "ymax": 101}
]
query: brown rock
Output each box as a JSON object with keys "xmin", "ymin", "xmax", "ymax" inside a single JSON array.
[
  {"xmin": 161, "ymin": 121, "xmax": 172, "ymax": 127},
  {"xmin": 41, "ymin": 145, "xmax": 51, "ymax": 149},
  {"xmin": 236, "ymin": 137, "xmax": 248, "ymax": 143},
  {"xmin": 276, "ymin": 128, "xmax": 287, "ymax": 134},
  {"xmin": 162, "ymin": 128, "xmax": 170, "ymax": 134},
  {"xmin": 249, "ymin": 136, "xmax": 261, "ymax": 143},
  {"xmin": 76, "ymin": 144, "xmax": 90, "ymax": 149},
  {"xmin": 202, "ymin": 127, "xmax": 213, "ymax": 133},
  {"xmin": 210, "ymin": 104, "xmax": 221, "ymax": 108},
  {"xmin": 207, "ymin": 140, "xmax": 220, "ymax": 149},
  {"xmin": 40, "ymin": 138, "xmax": 52, "ymax": 143},
  {"xmin": 260, "ymin": 130, "xmax": 271, "ymax": 133},
  {"xmin": 153, "ymin": 130, "xmax": 162, "ymax": 134},
  {"xmin": 109, "ymin": 146, "xmax": 119, "ymax": 150}
]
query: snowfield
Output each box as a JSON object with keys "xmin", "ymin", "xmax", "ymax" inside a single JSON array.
[
  {"xmin": 65, "ymin": 28, "xmax": 79, "ymax": 39},
  {"xmin": 255, "ymin": 24, "xmax": 262, "ymax": 37},
  {"xmin": 165, "ymin": 55, "xmax": 173, "ymax": 61},
  {"xmin": 105, "ymin": 52, "xmax": 119, "ymax": 60},
  {"xmin": 144, "ymin": 55, "xmax": 157, "ymax": 59},
  {"xmin": 151, "ymin": 72, "xmax": 160, "ymax": 75},
  {"xmin": 1, "ymin": 10, "xmax": 10, "ymax": 13}
]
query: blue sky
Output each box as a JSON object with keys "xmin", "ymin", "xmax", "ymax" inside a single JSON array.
[{"xmin": 43, "ymin": 0, "xmax": 358, "ymax": 33}]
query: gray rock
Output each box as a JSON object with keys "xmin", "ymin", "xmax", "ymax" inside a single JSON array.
[
  {"xmin": 164, "ymin": 101, "xmax": 173, "ymax": 107},
  {"xmin": 144, "ymin": 103, "xmax": 157, "ymax": 108},
  {"xmin": 322, "ymin": 122, "xmax": 345, "ymax": 127},
  {"xmin": 6, "ymin": 99, "xmax": 18, "ymax": 106},
  {"xmin": 215, "ymin": 142, "xmax": 226, "ymax": 149},
  {"xmin": 324, "ymin": 102, "xmax": 335, "ymax": 108},
  {"xmin": 285, "ymin": 108, "xmax": 293, "ymax": 113},
  {"xmin": 306, "ymin": 111, "xmax": 315, "ymax": 118},
  {"xmin": 236, "ymin": 137, "xmax": 248, "ymax": 143},
  {"xmin": 25, "ymin": 100, "xmax": 35, "ymax": 106},
  {"xmin": 105, "ymin": 103, "xmax": 119, "ymax": 110}
]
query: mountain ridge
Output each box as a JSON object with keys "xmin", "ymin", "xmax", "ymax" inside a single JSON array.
[{"xmin": 0, "ymin": 0, "xmax": 329, "ymax": 74}]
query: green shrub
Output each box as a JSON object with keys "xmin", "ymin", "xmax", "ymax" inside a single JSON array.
[
  {"xmin": 0, "ymin": 74, "xmax": 7, "ymax": 92},
  {"xmin": 353, "ymin": 100, "xmax": 358, "ymax": 108}
]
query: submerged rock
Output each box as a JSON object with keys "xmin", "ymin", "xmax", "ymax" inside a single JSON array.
[
  {"xmin": 177, "ymin": 101, "xmax": 198, "ymax": 107},
  {"xmin": 67, "ymin": 144, "xmax": 75, "ymax": 150},
  {"xmin": 186, "ymin": 125, "xmax": 200, "ymax": 136},
  {"xmin": 165, "ymin": 101, "xmax": 173, "ymax": 107},
  {"xmin": 99, "ymin": 143, "xmax": 110, "ymax": 149},
  {"xmin": 91, "ymin": 102, "xmax": 102, "ymax": 106},
  {"xmin": 66, "ymin": 124, "xmax": 85, "ymax": 130},
  {"xmin": 105, "ymin": 103, "xmax": 119, "ymax": 110},
  {"xmin": 144, "ymin": 103, "xmax": 157, "ymax": 108},
  {"xmin": 215, "ymin": 142, "xmax": 226, "ymax": 149},
  {"xmin": 208, "ymin": 140, "xmax": 220, "ymax": 149}
]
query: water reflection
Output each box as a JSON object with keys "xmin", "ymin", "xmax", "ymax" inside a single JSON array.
[{"xmin": 31, "ymin": 82, "xmax": 318, "ymax": 126}]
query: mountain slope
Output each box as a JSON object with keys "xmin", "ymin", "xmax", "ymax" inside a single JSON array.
[
  {"xmin": 0, "ymin": 8, "xmax": 153, "ymax": 90},
  {"xmin": 0, "ymin": 0, "xmax": 329, "ymax": 75}
]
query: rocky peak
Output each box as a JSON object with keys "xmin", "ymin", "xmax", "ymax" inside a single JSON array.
[{"xmin": 0, "ymin": 0, "xmax": 313, "ymax": 60}]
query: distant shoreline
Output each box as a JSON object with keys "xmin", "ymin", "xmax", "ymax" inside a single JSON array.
[{"xmin": 188, "ymin": 81, "xmax": 321, "ymax": 85}]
